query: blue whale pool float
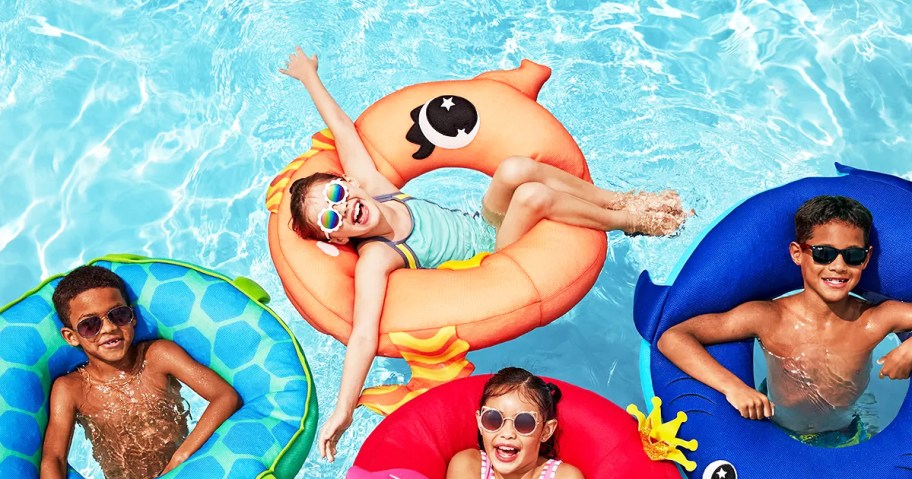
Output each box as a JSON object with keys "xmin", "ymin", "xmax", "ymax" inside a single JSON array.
[
  {"xmin": 0, "ymin": 254, "xmax": 317, "ymax": 479},
  {"xmin": 634, "ymin": 164, "xmax": 912, "ymax": 479}
]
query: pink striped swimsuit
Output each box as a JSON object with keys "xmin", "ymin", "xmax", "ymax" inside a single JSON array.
[{"xmin": 479, "ymin": 451, "xmax": 562, "ymax": 479}]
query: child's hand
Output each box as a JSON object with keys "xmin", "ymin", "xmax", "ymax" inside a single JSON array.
[
  {"xmin": 279, "ymin": 46, "xmax": 318, "ymax": 82},
  {"xmin": 158, "ymin": 451, "xmax": 188, "ymax": 477},
  {"xmin": 318, "ymin": 408, "xmax": 353, "ymax": 463},
  {"xmin": 877, "ymin": 345, "xmax": 912, "ymax": 379},
  {"xmin": 725, "ymin": 385, "xmax": 774, "ymax": 420}
]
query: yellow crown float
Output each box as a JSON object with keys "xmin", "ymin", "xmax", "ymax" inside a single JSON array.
[{"xmin": 627, "ymin": 397, "xmax": 699, "ymax": 472}]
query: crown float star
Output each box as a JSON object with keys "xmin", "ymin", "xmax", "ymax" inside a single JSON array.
[{"xmin": 627, "ymin": 396, "xmax": 699, "ymax": 472}]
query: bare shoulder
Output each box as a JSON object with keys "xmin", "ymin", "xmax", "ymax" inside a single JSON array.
[
  {"xmin": 555, "ymin": 461, "xmax": 585, "ymax": 479},
  {"xmin": 447, "ymin": 448, "xmax": 481, "ymax": 478},
  {"xmin": 355, "ymin": 240, "xmax": 404, "ymax": 270},
  {"xmin": 739, "ymin": 299, "xmax": 780, "ymax": 315},
  {"xmin": 51, "ymin": 372, "xmax": 82, "ymax": 397},
  {"xmin": 864, "ymin": 299, "xmax": 912, "ymax": 330},
  {"xmin": 144, "ymin": 339, "xmax": 193, "ymax": 371},
  {"xmin": 866, "ymin": 299, "xmax": 911, "ymax": 316},
  {"xmin": 49, "ymin": 372, "xmax": 82, "ymax": 410},
  {"xmin": 145, "ymin": 338, "xmax": 185, "ymax": 360}
]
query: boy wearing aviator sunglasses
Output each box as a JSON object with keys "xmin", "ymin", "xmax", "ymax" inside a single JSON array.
[
  {"xmin": 41, "ymin": 266, "xmax": 241, "ymax": 479},
  {"xmin": 659, "ymin": 195, "xmax": 912, "ymax": 445}
]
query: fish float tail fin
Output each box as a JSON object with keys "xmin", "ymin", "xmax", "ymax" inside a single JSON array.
[
  {"xmin": 634, "ymin": 271, "xmax": 671, "ymax": 342},
  {"xmin": 474, "ymin": 59, "xmax": 551, "ymax": 101}
]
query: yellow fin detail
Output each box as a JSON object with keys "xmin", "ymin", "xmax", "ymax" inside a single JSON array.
[
  {"xmin": 357, "ymin": 326, "xmax": 475, "ymax": 415},
  {"xmin": 437, "ymin": 252, "xmax": 492, "ymax": 270},
  {"xmin": 626, "ymin": 397, "xmax": 698, "ymax": 472}
]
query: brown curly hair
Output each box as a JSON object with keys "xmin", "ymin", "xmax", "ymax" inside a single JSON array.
[{"xmin": 52, "ymin": 265, "xmax": 130, "ymax": 327}]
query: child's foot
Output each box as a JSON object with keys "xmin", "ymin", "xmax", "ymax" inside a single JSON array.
[
  {"xmin": 636, "ymin": 190, "xmax": 684, "ymax": 215},
  {"xmin": 606, "ymin": 190, "xmax": 684, "ymax": 216},
  {"xmin": 622, "ymin": 209, "xmax": 686, "ymax": 237}
]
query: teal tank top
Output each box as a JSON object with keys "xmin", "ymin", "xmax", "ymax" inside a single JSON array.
[{"xmin": 363, "ymin": 192, "xmax": 495, "ymax": 269}]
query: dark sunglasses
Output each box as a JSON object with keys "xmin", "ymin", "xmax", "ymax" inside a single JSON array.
[
  {"xmin": 477, "ymin": 407, "xmax": 541, "ymax": 436},
  {"xmin": 73, "ymin": 305, "xmax": 134, "ymax": 339},
  {"xmin": 801, "ymin": 244, "xmax": 870, "ymax": 266}
]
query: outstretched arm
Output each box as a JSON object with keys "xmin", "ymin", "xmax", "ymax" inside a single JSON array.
[
  {"xmin": 318, "ymin": 243, "xmax": 402, "ymax": 462},
  {"xmin": 657, "ymin": 301, "xmax": 774, "ymax": 420},
  {"xmin": 874, "ymin": 301, "xmax": 912, "ymax": 379},
  {"xmin": 279, "ymin": 46, "xmax": 396, "ymax": 194},
  {"xmin": 149, "ymin": 340, "xmax": 242, "ymax": 475},
  {"xmin": 40, "ymin": 378, "xmax": 77, "ymax": 479}
]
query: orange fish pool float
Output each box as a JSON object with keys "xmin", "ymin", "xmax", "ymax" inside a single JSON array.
[{"xmin": 266, "ymin": 60, "xmax": 607, "ymax": 414}]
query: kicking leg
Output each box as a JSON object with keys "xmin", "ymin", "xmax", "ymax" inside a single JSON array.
[
  {"xmin": 483, "ymin": 156, "xmax": 628, "ymax": 214},
  {"xmin": 495, "ymin": 182, "xmax": 683, "ymax": 250}
]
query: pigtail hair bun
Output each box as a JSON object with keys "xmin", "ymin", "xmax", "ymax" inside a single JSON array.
[{"xmin": 545, "ymin": 382, "xmax": 562, "ymax": 403}]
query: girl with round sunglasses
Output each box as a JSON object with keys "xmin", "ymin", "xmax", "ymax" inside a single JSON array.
[
  {"xmin": 280, "ymin": 47, "xmax": 689, "ymax": 462},
  {"xmin": 447, "ymin": 368, "xmax": 584, "ymax": 479}
]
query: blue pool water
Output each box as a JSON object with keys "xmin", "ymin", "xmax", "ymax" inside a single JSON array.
[{"xmin": 2, "ymin": 0, "xmax": 910, "ymax": 477}]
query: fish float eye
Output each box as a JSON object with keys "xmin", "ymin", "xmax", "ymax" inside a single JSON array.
[
  {"xmin": 702, "ymin": 460, "xmax": 737, "ymax": 479},
  {"xmin": 407, "ymin": 95, "xmax": 479, "ymax": 159}
]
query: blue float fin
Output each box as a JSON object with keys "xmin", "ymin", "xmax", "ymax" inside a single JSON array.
[
  {"xmin": 634, "ymin": 270, "xmax": 670, "ymax": 342},
  {"xmin": 835, "ymin": 162, "xmax": 912, "ymax": 192}
]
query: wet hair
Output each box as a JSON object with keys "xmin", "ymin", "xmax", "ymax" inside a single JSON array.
[
  {"xmin": 477, "ymin": 367, "xmax": 563, "ymax": 459},
  {"xmin": 288, "ymin": 172, "xmax": 345, "ymax": 240},
  {"xmin": 51, "ymin": 265, "xmax": 129, "ymax": 327},
  {"xmin": 794, "ymin": 195, "xmax": 873, "ymax": 245}
]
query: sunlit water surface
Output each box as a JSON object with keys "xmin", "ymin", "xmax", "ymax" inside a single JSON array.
[{"xmin": 1, "ymin": 0, "xmax": 911, "ymax": 476}]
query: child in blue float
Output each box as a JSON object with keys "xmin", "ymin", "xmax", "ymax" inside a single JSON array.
[
  {"xmin": 41, "ymin": 266, "xmax": 241, "ymax": 479},
  {"xmin": 278, "ymin": 46, "xmax": 690, "ymax": 461},
  {"xmin": 659, "ymin": 196, "xmax": 912, "ymax": 446},
  {"xmin": 447, "ymin": 368, "xmax": 584, "ymax": 479}
]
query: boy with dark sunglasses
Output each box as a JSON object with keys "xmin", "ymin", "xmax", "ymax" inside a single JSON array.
[
  {"xmin": 41, "ymin": 266, "xmax": 241, "ymax": 479},
  {"xmin": 658, "ymin": 195, "xmax": 912, "ymax": 446}
]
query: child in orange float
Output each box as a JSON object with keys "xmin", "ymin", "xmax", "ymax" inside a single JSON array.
[{"xmin": 279, "ymin": 46, "xmax": 689, "ymax": 461}]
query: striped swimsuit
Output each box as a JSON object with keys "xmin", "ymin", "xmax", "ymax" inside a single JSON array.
[
  {"xmin": 361, "ymin": 192, "xmax": 495, "ymax": 269},
  {"xmin": 480, "ymin": 451, "xmax": 562, "ymax": 479}
]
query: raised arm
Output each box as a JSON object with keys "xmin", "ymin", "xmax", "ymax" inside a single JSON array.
[
  {"xmin": 148, "ymin": 340, "xmax": 242, "ymax": 475},
  {"xmin": 318, "ymin": 243, "xmax": 402, "ymax": 462},
  {"xmin": 279, "ymin": 47, "xmax": 396, "ymax": 194},
  {"xmin": 40, "ymin": 377, "xmax": 77, "ymax": 479},
  {"xmin": 873, "ymin": 300, "xmax": 912, "ymax": 379},
  {"xmin": 657, "ymin": 301, "xmax": 774, "ymax": 419}
]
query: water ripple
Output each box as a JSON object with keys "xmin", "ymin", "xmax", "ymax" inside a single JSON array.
[{"xmin": 2, "ymin": 1, "xmax": 911, "ymax": 477}]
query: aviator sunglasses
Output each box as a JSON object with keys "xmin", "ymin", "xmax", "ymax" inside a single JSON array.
[
  {"xmin": 800, "ymin": 244, "xmax": 871, "ymax": 266},
  {"xmin": 477, "ymin": 406, "xmax": 541, "ymax": 436},
  {"xmin": 317, "ymin": 179, "xmax": 350, "ymax": 239},
  {"xmin": 72, "ymin": 305, "xmax": 135, "ymax": 339}
]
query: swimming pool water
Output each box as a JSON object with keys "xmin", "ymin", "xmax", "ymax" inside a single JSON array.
[{"xmin": 2, "ymin": 0, "xmax": 910, "ymax": 477}]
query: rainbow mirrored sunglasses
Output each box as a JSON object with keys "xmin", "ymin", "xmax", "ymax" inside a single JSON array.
[{"xmin": 317, "ymin": 179, "xmax": 350, "ymax": 240}]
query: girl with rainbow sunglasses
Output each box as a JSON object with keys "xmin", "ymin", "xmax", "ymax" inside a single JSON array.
[{"xmin": 278, "ymin": 46, "xmax": 689, "ymax": 461}]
